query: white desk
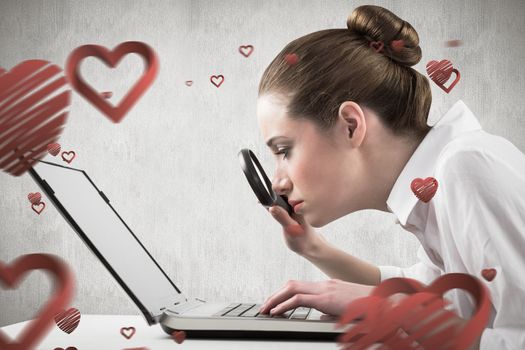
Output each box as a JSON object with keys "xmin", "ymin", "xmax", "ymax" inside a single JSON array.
[{"xmin": 1, "ymin": 314, "xmax": 339, "ymax": 349}]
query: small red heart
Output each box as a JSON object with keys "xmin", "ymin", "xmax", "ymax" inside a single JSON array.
[
  {"xmin": 171, "ymin": 330, "xmax": 186, "ymax": 344},
  {"xmin": 284, "ymin": 53, "xmax": 299, "ymax": 66},
  {"xmin": 390, "ymin": 39, "xmax": 405, "ymax": 53},
  {"xmin": 210, "ymin": 75, "xmax": 224, "ymax": 88},
  {"xmin": 27, "ymin": 192, "xmax": 42, "ymax": 204},
  {"xmin": 185, "ymin": 80, "xmax": 193, "ymax": 86},
  {"xmin": 61, "ymin": 151, "xmax": 76, "ymax": 164},
  {"xmin": 426, "ymin": 59, "xmax": 461, "ymax": 93},
  {"xmin": 120, "ymin": 326, "xmax": 136, "ymax": 339},
  {"xmin": 0, "ymin": 254, "xmax": 74, "ymax": 350},
  {"xmin": 238, "ymin": 45, "xmax": 254, "ymax": 58},
  {"xmin": 47, "ymin": 143, "xmax": 62, "ymax": 156},
  {"xmin": 369, "ymin": 41, "xmax": 384, "ymax": 53},
  {"xmin": 410, "ymin": 177, "xmax": 438, "ymax": 203},
  {"xmin": 31, "ymin": 202, "xmax": 45, "ymax": 215},
  {"xmin": 54, "ymin": 308, "xmax": 81, "ymax": 334},
  {"xmin": 481, "ymin": 268, "xmax": 497, "ymax": 282},
  {"xmin": 65, "ymin": 41, "xmax": 159, "ymax": 123}
]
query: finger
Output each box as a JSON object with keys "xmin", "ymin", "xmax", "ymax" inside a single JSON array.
[
  {"xmin": 269, "ymin": 294, "xmax": 321, "ymax": 315},
  {"xmin": 269, "ymin": 205, "xmax": 298, "ymax": 227},
  {"xmin": 259, "ymin": 280, "xmax": 323, "ymax": 314}
]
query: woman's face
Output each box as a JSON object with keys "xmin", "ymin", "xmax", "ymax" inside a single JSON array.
[{"xmin": 256, "ymin": 93, "xmax": 360, "ymax": 227}]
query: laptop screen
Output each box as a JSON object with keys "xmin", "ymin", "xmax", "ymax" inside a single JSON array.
[{"xmin": 30, "ymin": 160, "xmax": 185, "ymax": 322}]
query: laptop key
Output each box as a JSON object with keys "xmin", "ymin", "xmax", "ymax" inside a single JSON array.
[
  {"xmin": 241, "ymin": 304, "xmax": 262, "ymax": 317},
  {"xmin": 224, "ymin": 304, "xmax": 255, "ymax": 317},
  {"xmin": 290, "ymin": 307, "xmax": 311, "ymax": 319},
  {"xmin": 271, "ymin": 309, "xmax": 294, "ymax": 318}
]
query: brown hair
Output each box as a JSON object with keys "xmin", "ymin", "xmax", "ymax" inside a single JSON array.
[{"xmin": 258, "ymin": 5, "xmax": 432, "ymax": 139}]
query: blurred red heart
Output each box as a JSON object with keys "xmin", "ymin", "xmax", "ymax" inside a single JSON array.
[
  {"xmin": 66, "ymin": 41, "xmax": 159, "ymax": 123},
  {"xmin": 284, "ymin": 53, "xmax": 299, "ymax": 66},
  {"xmin": 120, "ymin": 326, "xmax": 136, "ymax": 339},
  {"xmin": 210, "ymin": 75, "xmax": 224, "ymax": 88},
  {"xmin": 185, "ymin": 80, "xmax": 193, "ymax": 86},
  {"xmin": 31, "ymin": 202, "xmax": 45, "ymax": 215},
  {"xmin": 171, "ymin": 330, "xmax": 186, "ymax": 344},
  {"xmin": 61, "ymin": 151, "xmax": 76, "ymax": 164},
  {"xmin": 27, "ymin": 192, "xmax": 42, "ymax": 204},
  {"xmin": 390, "ymin": 39, "xmax": 405, "ymax": 52},
  {"xmin": 0, "ymin": 60, "xmax": 70, "ymax": 176},
  {"xmin": 0, "ymin": 254, "xmax": 74, "ymax": 350},
  {"xmin": 238, "ymin": 45, "xmax": 254, "ymax": 57},
  {"xmin": 47, "ymin": 143, "xmax": 61, "ymax": 156},
  {"xmin": 338, "ymin": 273, "xmax": 491, "ymax": 350},
  {"xmin": 54, "ymin": 308, "xmax": 81, "ymax": 334},
  {"xmin": 481, "ymin": 268, "xmax": 497, "ymax": 282},
  {"xmin": 411, "ymin": 177, "xmax": 438, "ymax": 203},
  {"xmin": 426, "ymin": 59, "xmax": 461, "ymax": 93}
]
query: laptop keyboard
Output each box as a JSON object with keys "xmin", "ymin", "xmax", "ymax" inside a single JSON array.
[{"xmin": 217, "ymin": 303, "xmax": 311, "ymax": 320}]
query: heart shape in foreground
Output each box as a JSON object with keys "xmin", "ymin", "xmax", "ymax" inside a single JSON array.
[
  {"xmin": 66, "ymin": 41, "xmax": 158, "ymax": 123},
  {"xmin": 0, "ymin": 254, "xmax": 74, "ymax": 350},
  {"xmin": 411, "ymin": 177, "xmax": 438, "ymax": 203},
  {"xmin": 426, "ymin": 59, "xmax": 461, "ymax": 93}
]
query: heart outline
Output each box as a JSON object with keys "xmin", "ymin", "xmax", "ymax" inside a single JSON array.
[
  {"xmin": 238, "ymin": 45, "xmax": 254, "ymax": 58},
  {"xmin": 65, "ymin": 41, "xmax": 159, "ymax": 123},
  {"xmin": 120, "ymin": 326, "xmax": 136, "ymax": 339},
  {"xmin": 61, "ymin": 151, "xmax": 76, "ymax": 164},
  {"xmin": 210, "ymin": 75, "xmax": 224, "ymax": 88},
  {"xmin": 0, "ymin": 254, "xmax": 74, "ymax": 350},
  {"xmin": 31, "ymin": 202, "xmax": 45, "ymax": 215}
]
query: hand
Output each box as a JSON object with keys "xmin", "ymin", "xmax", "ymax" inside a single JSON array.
[
  {"xmin": 268, "ymin": 205, "xmax": 324, "ymax": 257},
  {"xmin": 259, "ymin": 279, "xmax": 374, "ymax": 316}
]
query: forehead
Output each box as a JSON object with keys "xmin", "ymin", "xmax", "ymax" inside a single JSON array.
[{"xmin": 257, "ymin": 93, "xmax": 297, "ymax": 139}]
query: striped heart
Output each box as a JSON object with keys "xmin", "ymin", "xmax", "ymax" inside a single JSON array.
[
  {"xmin": 238, "ymin": 45, "xmax": 254, "ymax": 58},
  {"xmin": 54, "ymin": 308, "xmax": 81, "ymax": 334},
  {"xmin": 47, "ymin": 142, "xmax": 61, "ymax": 156},
  {"xmin": 426, "ymin": 59, "xmax": 461, "ymax": 93},
  {"xmin": 411, "ymin": 177, "xmax": 438, "ymax": 203},
  {"xmin": 27, "ymin": 192, "xmax": 42, "ymax": 204},
  {"xmin": 0, "ymin": 60, "xmax": 70, "ymax": 176}
]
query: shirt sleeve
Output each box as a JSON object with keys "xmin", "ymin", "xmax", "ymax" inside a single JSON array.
[
  {"xmin": 378, "ymin": 244, "xmax": 443, "ymax": 284},
  {"xmin": 436, "ymin": 147, "xmax": 525, "ymax": 349}
]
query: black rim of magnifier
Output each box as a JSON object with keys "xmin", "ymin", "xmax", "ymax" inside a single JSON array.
[
  {"xmin": 238, "ymin": 149, "xmax": 275, "ymax": 206},
  {"xmin": 238, "ymin": 149, "xmax": 293, "ymax": 215}
]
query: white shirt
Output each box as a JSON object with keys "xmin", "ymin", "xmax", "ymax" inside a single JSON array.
[{"xmin": 379, "ymin": 100, "xmax": 525, "ymax": 349}]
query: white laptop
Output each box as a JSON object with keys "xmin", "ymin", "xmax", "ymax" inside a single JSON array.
[{"xmin": 28, "ymin": 159, "xmax": 342, "ymax": 340}]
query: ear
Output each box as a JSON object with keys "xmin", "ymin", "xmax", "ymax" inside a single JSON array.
[{"xmin": 337, "ymin": 101, "xmax": 366, "ymax": 147}]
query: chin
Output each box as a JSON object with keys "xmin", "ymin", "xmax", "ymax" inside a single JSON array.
[{"xmin": 304, "ymin": 213, "xmax": 330, "ymax": 228}]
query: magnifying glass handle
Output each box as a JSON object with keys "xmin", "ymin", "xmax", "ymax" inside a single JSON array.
[{"xmin": 273, "ymin": 194, "xmax": 293, "ymax": 216}]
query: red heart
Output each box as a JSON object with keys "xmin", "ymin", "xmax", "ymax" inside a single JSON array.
[
  {"xmin": 47, "ymin": 142, "xmax": 62, "ymax": 156},
  {"xmin": 284, "ymin": 53, "xmax": 299, "ymax": 66},
  {"xmin": 27, "ymin": 192, "xmax": 42, "ymax": 204},
  {"xmin": 369, "ymin": 41, "xmax": 384, "ymax": 53},
  {"xmin": 481, "ymin": 268, "xmax": 497, "ymax": 282},
  {"xmin": 238, "ymin": 45, "xmax": 254, "ymax": 58},
  {"xmin": 0, "ymin": 254, "xmax": 74, "ymax": 350},
  {"xmin": 31, "ymin": 202, "xmax": 46, "ymax": 215},
  {"xmin": 61, "ymin": 150, "xmax": 76, "ymax": 164},
  {"xmin": 171, "ymin": 330, "xmax": 186, "ymax": 344},
  {"xmin": 390, "ymin": 39, "xmax": 405, "ymax": 53},
  {"xmin": 65, "ymin": 41, "xmax": 159, "ymax": 123},
  {"xmin": 54, "ymin": 308, "xmax": 81, "ymax": 334},
  {"xmin": 338, "ymin": 273, "xmax": 491, "ymax": 349},
  {"xmin": 185, "ymin": 80, "xmax": 193, "ymax": 87},
  {"xmin": 426, "ymin": 59, "xmax": 461, "ymax": 93},
  {"xmin": 0, "ymin": 60, "xmax": 70, "ymax": 176},
  {"xmin": 210, "ymin": 75, "xmax": 224, "ymax": 88},
  {"xmin": 120, "ymin": 326, "xmax": 136, "ymax": 339},
  {"xmin": 411, "ymin": 177, "xmax": 438, "ymax": 203}
]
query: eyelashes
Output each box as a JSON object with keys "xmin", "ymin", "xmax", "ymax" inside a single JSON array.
[{"xmin": 275, "ymin": 148, "xmax": 289, "ymax": 159}]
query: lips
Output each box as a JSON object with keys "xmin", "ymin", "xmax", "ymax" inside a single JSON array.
[{"xmin": 288, "ymin": 200, "xmax": 304, "ymax": 212}]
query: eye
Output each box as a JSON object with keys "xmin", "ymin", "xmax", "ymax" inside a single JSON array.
[{"xmin": 275, "ymin": 147, "xmax": 289, "ymax": 159}]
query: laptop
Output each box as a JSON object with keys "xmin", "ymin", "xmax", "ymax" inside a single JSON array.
[{"xmin": 28, "ymin": 158, "xmax": 343, "ymax": 340}]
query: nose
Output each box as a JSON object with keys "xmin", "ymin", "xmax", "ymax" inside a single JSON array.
[{"xmin": 272, "ymin": 172, "xmax": 292, "ymax": 196}]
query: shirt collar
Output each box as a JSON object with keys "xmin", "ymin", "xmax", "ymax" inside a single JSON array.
[{"xmin": 386, "ymin": 100, "xmax": 482, "ymax": 225}]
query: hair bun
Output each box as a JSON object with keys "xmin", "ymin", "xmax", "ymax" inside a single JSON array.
[{"xmin": 347, "ymin": 5, "xmax": 422, "ymax": 67}]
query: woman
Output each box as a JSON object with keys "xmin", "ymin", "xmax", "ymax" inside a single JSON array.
[{"xmin": 255, "ymin": 5, "xmax": 525, "ymax": 349}]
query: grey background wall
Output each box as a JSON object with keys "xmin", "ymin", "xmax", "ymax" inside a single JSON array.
[{"xmin": 1, "ymin": 0, "xmax": 524, "ymax": 327}]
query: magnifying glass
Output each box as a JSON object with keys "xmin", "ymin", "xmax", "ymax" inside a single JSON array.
[{"xmin": 238, "ymin": 148, "xmax": 293, "ymax": 215}]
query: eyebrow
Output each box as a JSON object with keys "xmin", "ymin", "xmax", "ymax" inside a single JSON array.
[{"xmin": 266, "ymin": 136, "xmax": 290, "ymax": 148}]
